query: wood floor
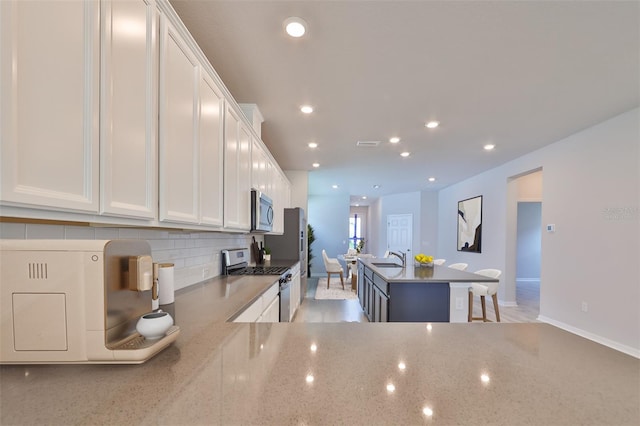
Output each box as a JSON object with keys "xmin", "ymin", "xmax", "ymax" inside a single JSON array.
[{"xmin": 294, "ymin": 277, "xmax": 540, "ymax": 323}]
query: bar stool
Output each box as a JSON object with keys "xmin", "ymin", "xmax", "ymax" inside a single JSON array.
[{"xmin": 468, "ymin": 269, "xmax": 502, "ymax": 322}]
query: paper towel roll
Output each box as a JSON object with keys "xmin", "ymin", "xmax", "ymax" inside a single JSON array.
[{"xmin": 157, "ymin": 263, "xmax": 175, "ymax": 305}]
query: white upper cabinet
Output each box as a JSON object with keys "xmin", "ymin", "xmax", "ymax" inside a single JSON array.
[
  {"xmin": 100, "ymin": 0, "xmax": 158, "ymax": 219},
  {"xmin": 0, "ymin": 0, "xmax": 100, "ymax": 212},
  {"xmin": 198, "ymin": 70, "xmax": 224, "ymax": 227},
  {"xmin": 251, "ymin": 138, "xmax": 269, "ymax": 193},
  {"xmin": 158, "ymin": 14, "xmax": 199, "ymax": 224},
  {"xmin": 224, "ymin": 105, "xmax": 252, "ymax": 231}
]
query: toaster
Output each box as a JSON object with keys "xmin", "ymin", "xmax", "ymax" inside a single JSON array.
[{"xmin": 0, "ymin": 239, "xmax": 180, "ymax": 364}]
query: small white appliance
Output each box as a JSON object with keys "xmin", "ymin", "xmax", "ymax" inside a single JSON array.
[{"xmin": 0, "ymin": 239, "xmax": 180, "ymax": 364}]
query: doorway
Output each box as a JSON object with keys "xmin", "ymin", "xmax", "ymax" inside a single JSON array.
[
  {"xmin": 387, "ymin": 214, "xmax": 412, "ymax": 257},
  {"xmin": 516, "ymin": 202, "xmax": 541, "ymax": 317},
  {"xmin": 506, "ymin": 169, "xmax": 542, "ymax": 321}
]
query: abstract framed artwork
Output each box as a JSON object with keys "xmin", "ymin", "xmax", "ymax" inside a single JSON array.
[{"xmin": 457, "ymin": 195, "xmax": 482, "ymax": 252}]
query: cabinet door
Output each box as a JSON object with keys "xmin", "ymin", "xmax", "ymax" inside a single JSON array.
[
  {"xmin": 238, "ymin": 121, "xmax": 252, "ymax": 229},
  {"xmin": 224, "ymin": 106, "xmax": 252, "ymax": 231},
  {"xmin": 258, "ymin": 295, "xmax": 280, "ymax": 323},
  {"xmin": 100, "ymin": 0, "xmax": 158, "ymax": 219},
  {"xmin": 251, "ymin": 139, "xmax": 266, "ymax": 192},
  {"xmin": 1, "ymin": 0, "xmax": 99, "ymax": 212},
  {"xmin": 158, "ymin": 15, "xmax": 199, "ymax": 224},
  {"xmin": 223, "ymin": 105, "xmax": 241, "ymax": 229},
  {"xmin": 373, "ymin": 285, "xmax": 389, "ymax": 322},
  {"xmin": 290, "ymin": 271, "xmax": 301, "ymax": 320},
  {"xmin": 357, "ymin": 263, "xmax": 365, "ymax": 308},
  {"xmin": 199, "ymin": 70, "xmax": 224, "ymax": 227}
]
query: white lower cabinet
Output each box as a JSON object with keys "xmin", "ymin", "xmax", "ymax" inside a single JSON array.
[
  {"xmin": 1, "ymin": 0, "xmax": 100, "ymax": 213},
  {"xmin": 258, "ymin": 295, "xmax": 280, "ymax": 323},
  {"xmin": 234, "ymin": 282, "xmax": 280, "ymax": 323}
]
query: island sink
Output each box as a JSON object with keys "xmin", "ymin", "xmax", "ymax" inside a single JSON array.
[{"xmin": 371, "ymin": 262, "xmax": 403, "ymax": 268}]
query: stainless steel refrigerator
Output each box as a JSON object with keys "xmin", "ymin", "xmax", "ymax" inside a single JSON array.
[{"xmin": 265, "ymin": 207, "xmax": 307, "ymax": 302}]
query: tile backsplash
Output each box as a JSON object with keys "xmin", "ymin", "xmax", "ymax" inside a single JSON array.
[{"xmin": 0, "ymin": 222, "xmax": 263, "ymax": 291}]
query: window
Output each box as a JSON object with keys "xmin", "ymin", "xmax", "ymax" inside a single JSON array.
[{"xmin": 349, "ymin": 213, "xmax": 364, "ymax": 251}]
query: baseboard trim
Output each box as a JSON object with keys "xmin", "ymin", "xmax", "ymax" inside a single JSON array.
[
  {"xmin": 537, "ymin": 315, "xmax": 640, "ymax": 359},
  {"xmin": 499, "ymin": 301, "xmax": 518, "ymax": 307}
]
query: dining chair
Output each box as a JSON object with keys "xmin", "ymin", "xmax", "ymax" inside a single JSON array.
[
  {"xmin": 448, "ymin": 263, "xmax": 468, "ymax": 271},
  {"xmin": 468, "ymin": 269, "xmax": 502, "ymax": 322},
  {"xmin": 322, "ymin": 249, "xmax": 344, "ymax": 289},
  {"xmin": 433, "ymin": 259, "xmax": 446, "ymax": 265}
]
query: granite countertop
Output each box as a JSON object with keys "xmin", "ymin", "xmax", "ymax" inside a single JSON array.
[
  {"xmin": 358, "ymin": 257, "xmax": 500, "ymax": 283},
  {"xmin": 1, "ymin": 274, "xmax": 638, "ymax": 425}
]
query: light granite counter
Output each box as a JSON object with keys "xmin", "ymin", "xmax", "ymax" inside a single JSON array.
[
  {"xmin": 359, "ymin": 257, "xmax": 500, "ymax": 283},
  {"xmin": 1, "ymin": 275, "xmax": 638, "ymax": 425}
]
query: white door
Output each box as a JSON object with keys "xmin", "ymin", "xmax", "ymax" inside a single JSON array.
[{"xmin": 387, "ymin": 214, "xmax": 413, "ymax": 257}]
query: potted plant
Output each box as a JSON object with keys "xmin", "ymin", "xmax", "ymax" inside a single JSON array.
[{"xmin": 263, "ymin": 247, "xmax": 271, "ymax": 262}]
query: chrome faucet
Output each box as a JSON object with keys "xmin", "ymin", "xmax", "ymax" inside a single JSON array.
[{"xmin": 388, "ymin": 251, "xmax": 406, "ymax": 268}]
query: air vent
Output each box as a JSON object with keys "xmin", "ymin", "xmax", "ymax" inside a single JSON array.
[
  {"xmin": 28, "ymin": 263, "xmax": 48, "ymax": 279},
  {"xmin": 356, "ymin": 141, "xmax": 380, "ymax": 147}
]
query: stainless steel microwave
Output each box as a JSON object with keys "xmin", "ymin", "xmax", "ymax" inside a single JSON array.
[{"xmin": 251, "ymin": 190, "xmax": 274, "ymax": 232}]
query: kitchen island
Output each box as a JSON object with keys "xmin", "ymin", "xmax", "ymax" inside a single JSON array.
[
  {"xmin": 1, "ymin": 274, "xmax": 638, "ymax": 425},
  {"xmin": 357, "ymin": 258, "xmax": 498, "ymax": 322}
]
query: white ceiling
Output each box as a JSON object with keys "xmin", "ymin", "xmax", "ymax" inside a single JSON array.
[{"xmin": 170, "ymin": 0, "xmax": 639, "ymax": 206}]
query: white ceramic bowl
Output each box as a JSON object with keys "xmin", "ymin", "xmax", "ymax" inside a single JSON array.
[{"xmin": 136, "ymin": 310, "xmax": 174, "ymax": 340}]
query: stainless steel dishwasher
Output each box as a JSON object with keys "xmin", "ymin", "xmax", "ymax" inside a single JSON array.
[{"xmin": 279, "ymin": 273, "xmax": 292, "ymax": 322}]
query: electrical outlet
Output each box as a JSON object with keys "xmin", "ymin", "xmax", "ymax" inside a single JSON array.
[
  {"xmin": 581, "ymin": 301, "xmax": 588, "ymax": 312},
  {"xmin": 456, "ymin": 297, "xmax": 463, "ymax": 310}
]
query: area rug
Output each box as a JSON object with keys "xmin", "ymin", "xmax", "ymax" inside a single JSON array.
[{"xmin": 315, "ymin": 277, "xmax": 358, "ymax": 300}]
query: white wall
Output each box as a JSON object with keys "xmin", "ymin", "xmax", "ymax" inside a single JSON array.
[
  {"xmin": 420, "ymin": 191, "xmax": 439, "ymax": 258},
  {"xmin": 373, "ymin": 191, "xmax": 421, "ymax": 258},
  {"xmin": 437, "ymin": 108, "xmax": 639, "ymax": 356},
  {"xmin": 308, "ymin": 193, "xmax": 350, "ymax": 276},
  {"xmin": 0, "ymin": 222, "xmax": 262, "ymax": 291}
]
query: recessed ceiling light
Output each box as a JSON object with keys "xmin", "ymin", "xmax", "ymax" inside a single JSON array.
[
  {"xmin": 300, "ymin": 105, "xmax": 313, "ymax": 114},
  {"xmin": 423, "ymin": 407, "xmax": 434, "ymax": 417},
  {"xmin": 312, "ymin": 163, "xmax": 320, "ymax": 168},
  {"xmin": 284, "ymin": 17, "xmax": 307, "ymax": 38},
  {"xmin": 362, "ymin": 196, "xmax": 367, "ymax": 199},
  {"xmin": 308, "ymin": 142, "xmax": 318, "ymax": 148},
  {"xmin": 428, "ymin": 177, "xmax": 436, "ymax": 182},
  {"xmin": 389, "ymin": 137, "xmax": 400, "ymax": 143},
  {"xmin": 400, "ymin": 151, "xmax": 410, "ymax": 157},
  {"xmin": 332, "ymin": 184, "xmax": 339, "ymax": 189},
  {"xmin": 484, "ymin": 144, "xmax": 495, "ymax": 151},
  {"xmin": 425, "ymin": 121, "xmax": 439, "ymax": 129}
]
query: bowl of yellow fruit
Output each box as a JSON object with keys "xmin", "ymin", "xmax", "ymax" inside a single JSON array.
[{"xmin": 414, "ymin": 253, "xmax": 434, "ymax": 267}]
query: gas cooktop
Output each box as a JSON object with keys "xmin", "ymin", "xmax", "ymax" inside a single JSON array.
[
  {"xmin": 227, "ymin": 266, "xmax": 290, "ymax": 276},
  {"xmin": 222, "ymin": 248, "xmax": 291, "ymax": 277}
]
